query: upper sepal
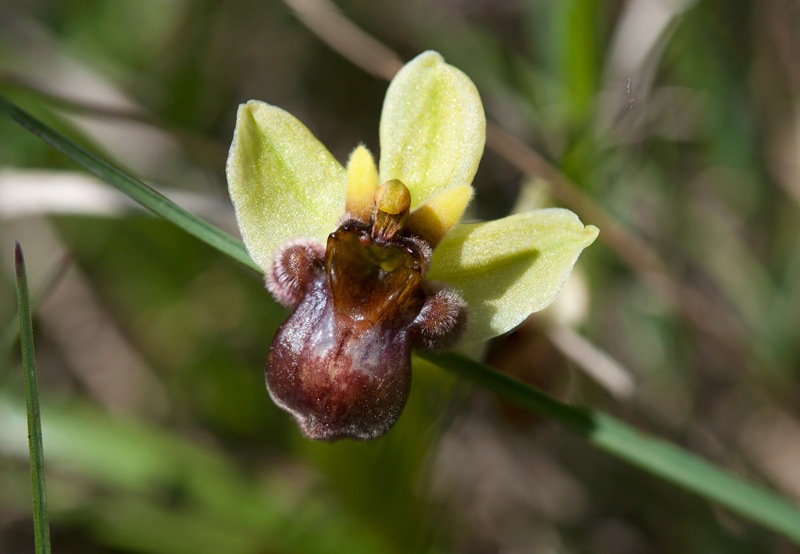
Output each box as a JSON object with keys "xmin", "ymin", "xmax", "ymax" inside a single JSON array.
[{"xmin": 379, "ymin": 51, "xmax": 484, "ymax": 215}]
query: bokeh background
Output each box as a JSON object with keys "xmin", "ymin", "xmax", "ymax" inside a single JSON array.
[{"xmin": 2, "ymin": 0, "xmax": 800, "ymax": 552}]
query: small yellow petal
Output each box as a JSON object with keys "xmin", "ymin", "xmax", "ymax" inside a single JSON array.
[
  {"xmin": 407, "ymin": 184, "xmax": 474, "ymax": 247},
  {"xmin": 345, "ymin": 145, "xmax": 379, "ymax": 222}
]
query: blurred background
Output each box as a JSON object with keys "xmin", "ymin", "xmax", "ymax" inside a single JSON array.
[{"xmin": 2, "ymin": 0, "xmax": 800, "ymax": 552}]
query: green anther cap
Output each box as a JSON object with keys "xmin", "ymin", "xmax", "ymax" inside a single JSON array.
[{"xmin": 371, "ymin": 179, "xmax": 411, "ymax": 240}]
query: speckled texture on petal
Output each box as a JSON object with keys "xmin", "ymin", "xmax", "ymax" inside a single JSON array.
[
  {"xmin": 227, "ymin": 101, "xmax": 346, "ymax": 273},
  {"xmin": 379, "ymin": 51, "xmax": 484, "ymax": 211},
  {"xmin": 428, "ymin": 208, "xmax": 599, "ymax": 342}
]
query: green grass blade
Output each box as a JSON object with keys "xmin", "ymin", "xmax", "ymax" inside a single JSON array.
[
  {"xmin": 419, "ymin": 350, "xmax": 800, "ymax": 544},
  {"xmin": 0, "ymin": 96, "xmax": 258, "ymax": 273},
  {"xmin": 2, "ymin": 252, "xmax": 71, "ymax": 364},
  {"xmin": 14, "ymin": 242, "xmax": 52, "ymax": 554},
  {"xmin": 4, "ymin": 95, "xmax": 800, "ymax": 545}
]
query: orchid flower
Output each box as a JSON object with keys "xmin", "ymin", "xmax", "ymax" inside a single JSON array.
[{"xmin": 226, "ymin": 51, "xmax": 598, "ymax": 441}]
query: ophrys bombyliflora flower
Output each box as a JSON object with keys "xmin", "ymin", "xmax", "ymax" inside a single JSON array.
[{"xmin": 227, "ymin": 51, "xmax": 598, "ymax": 441}]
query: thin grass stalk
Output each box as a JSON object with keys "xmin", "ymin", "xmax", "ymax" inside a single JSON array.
[
  {"xmin": 2, "ymin": 252, "xmax": 71, "ymax": 363},
  {"xmin": 14, "ymin": 242, "xmax": 52, "ymax": 554},
  {"xmin": 418, "ymin": 350, "xmax": 800, "ymax": 543},
  {"xmin": 0, "ymin": 96, "xmax": 257, "ymax": 273}
]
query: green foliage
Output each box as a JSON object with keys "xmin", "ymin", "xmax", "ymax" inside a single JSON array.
[
  {"xmin": 5, "ymin": 93, "xmax": 800, "ymax": 551},
  {"xmin": 2, "ymin": 1, "xmax": 800, "ymax": 552}
]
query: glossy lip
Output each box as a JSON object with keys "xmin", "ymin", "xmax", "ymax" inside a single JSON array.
[{"xmin": 266, "ymin": 222, "xmax": 427, "ymax": 441}]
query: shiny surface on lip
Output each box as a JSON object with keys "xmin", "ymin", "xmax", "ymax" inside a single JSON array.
[
  {"xmin": 266, "ymin": 222, "xmax": 426, "ymax": 441},
  {"xmin": 329, "ymin": 221, "xmax": 423, "ymax": 325}
]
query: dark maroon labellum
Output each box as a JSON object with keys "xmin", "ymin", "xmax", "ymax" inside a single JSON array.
[
  {"xmin": 265, "ymin": 186, "xmax": 466, "ymax": 441},
  {"xmin": 268, "ymin": 222, "xmax": 421, "ymax": 440}
]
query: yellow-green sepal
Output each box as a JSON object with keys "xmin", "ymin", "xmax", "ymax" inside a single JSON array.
[
  {"xmin": 428, "ymin": 208, "xmax": 599, "ymax": 342},
  {"xmin": 379, "ymin": 51, "xmax": 485, "ymax": 214},
  {"xmin": 226, "ymin": 100, "xmax": 346, "ymax": 273}
]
